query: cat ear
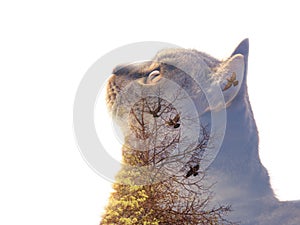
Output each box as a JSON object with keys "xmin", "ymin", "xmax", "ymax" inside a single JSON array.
[
  {"xmin": 216, "ymin": 54, "xmax": 245, "ymax": 105},
  {"xmin": 231, "ymin": 38, "xmax": 249, "ymax": 63},
  {"xmin": 211, "ymin": 39, "xmax": 249, "ymax": 107}
]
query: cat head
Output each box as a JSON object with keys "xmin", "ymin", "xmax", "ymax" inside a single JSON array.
[{"xmin": 106, "ymin": 39, "xmax": 249, "ymax": 118}]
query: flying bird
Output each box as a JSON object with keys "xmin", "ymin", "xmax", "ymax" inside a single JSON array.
[
  {"xmin": 223, "ymin": 72, "xmax": 239, "ymax": 91},
  {"xmin": 185, "ymin": 164, "xmax": 200, "ymax": 178},
  {"xmin": 166, "ymin": 114, "xmax": 180, "ymax": 128}
]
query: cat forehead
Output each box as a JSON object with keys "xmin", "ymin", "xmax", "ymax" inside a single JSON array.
[
  {"xmin": 154, "ymin": 48, "xmax": 220, "ymax": 70},
  {"xmin": 152, "ymin": 48, "xmax": 219, "ymax": 79},
  {"xmin": 112, "ymin": 48, "xmax": 220, "ymax": 79},
  {"xmin": 112, "ymin": 61, "xmax": 160, "ymax": 76}
]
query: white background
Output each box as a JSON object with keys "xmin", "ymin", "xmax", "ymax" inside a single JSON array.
[{"xmin": 1, "ymin": 1, "xmax": 299, "ymax": 225}]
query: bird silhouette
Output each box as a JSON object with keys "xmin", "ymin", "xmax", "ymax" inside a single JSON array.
[
  {"xmin": 166, "ymin": 114, "xmax": 180, "ymax": 128},
  {"xmin": 223, "ymin": 72, "xmax": 239, "ymax": 91},
  {"xmin": 185, "ymin": 164, "xmax": 200, "ymax": 178}
]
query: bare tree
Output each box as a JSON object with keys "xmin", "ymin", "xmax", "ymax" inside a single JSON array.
[{"xmin": 101, "ymin": 92, "xmax": 237, "ymax": 225}]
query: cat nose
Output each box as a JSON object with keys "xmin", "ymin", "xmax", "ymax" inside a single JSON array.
[{"xmin": 146, "ymin": 70, "xmax": 161, "ymax": 84}]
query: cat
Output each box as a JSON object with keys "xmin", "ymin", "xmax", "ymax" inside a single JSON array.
[{"xmin": 105, "ymin": 39, "xmax": 300, "ymax": 225}]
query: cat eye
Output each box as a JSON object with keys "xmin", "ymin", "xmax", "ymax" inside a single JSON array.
[{"xmin": 148, "ymin": 70, "xmax": 161, "ymax": 83}]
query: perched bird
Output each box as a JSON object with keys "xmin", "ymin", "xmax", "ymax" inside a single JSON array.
[
  {"xmin": 166, "ymin": 114, "xmax": 180, "ymax": 128},
  {"xmin": 223, "ymin": 72, "xmax": 239, "ymax": 91},
  {"xmin": 185, "ymin": 164, "xmax": 200, "ymax": 178}
]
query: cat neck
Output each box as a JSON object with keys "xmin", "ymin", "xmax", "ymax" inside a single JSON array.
[{"xmin": 209, "ymin": 86, "xmax": 276, "ymax": 204}]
